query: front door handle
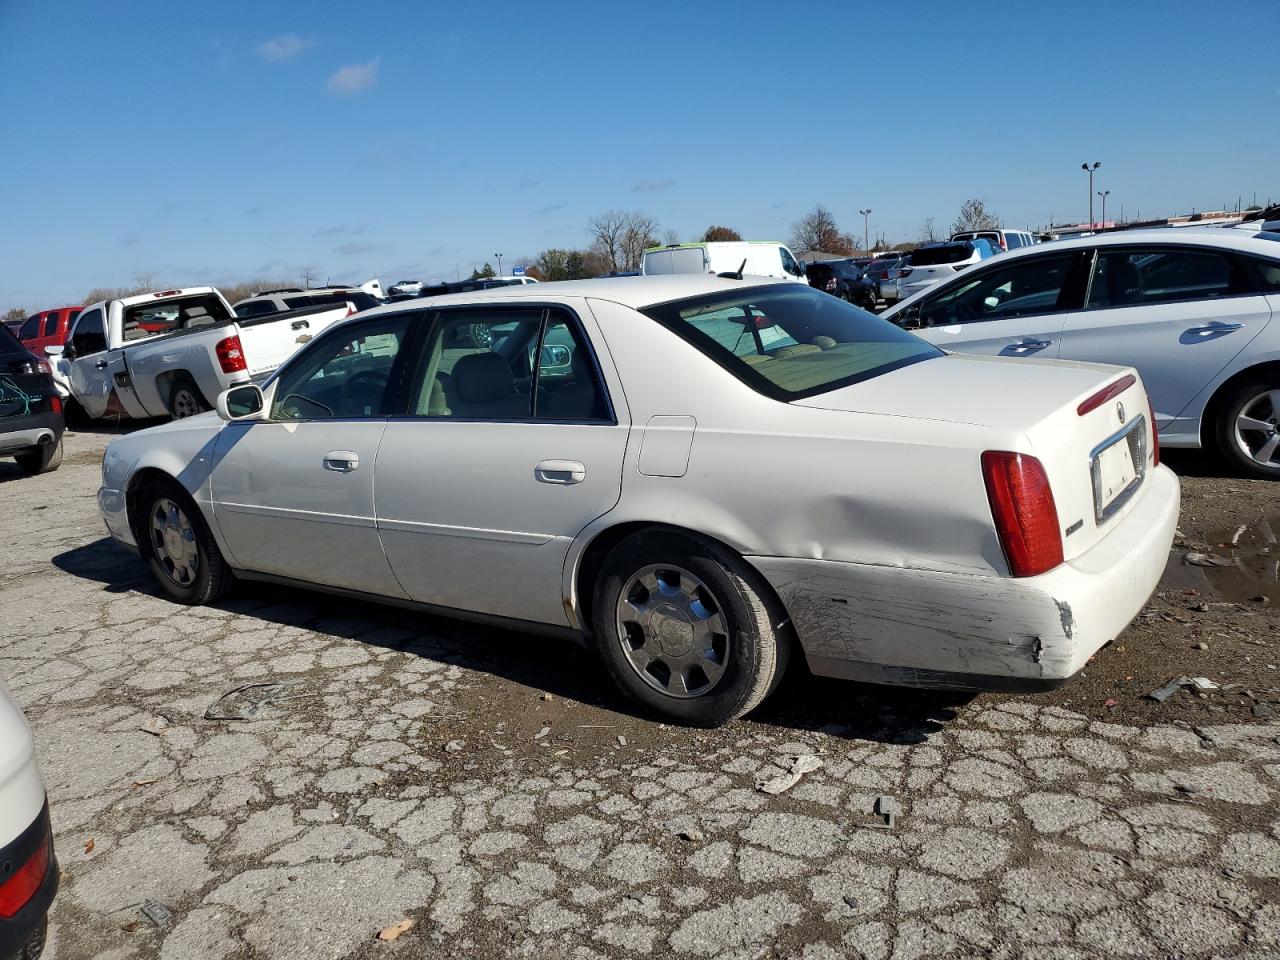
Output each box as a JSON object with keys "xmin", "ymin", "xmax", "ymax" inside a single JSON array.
[
  {"xmin": 323, "ymin": 451, "xmax": 359, "ymax": 472},
  {"xmin": 1189, "ymin": 322, "xmax": 1243, "ymax": 336},
  {"xmin": 535, "ymin": 460, "xmax": 586, "ymax": 485},
  {"xmin": 94, "ymin": 359, "xmax": 109, "ymax": 369},
  {"xmin": 1001, "ymin": 339, "xmax": 1053, "ymax": 355}
]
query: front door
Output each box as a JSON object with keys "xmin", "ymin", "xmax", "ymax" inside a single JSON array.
[
  {"xmin": 63, "ymin": 307, "xmax": 116, "ymax": 418},
  {"xmin": 208, "ymin": 312, "xmax": 415, "ymax": 597},
  {"xmin": 904, "ymin": 251, "xmax": 1085, "ymax": 359},
  {"xmin": 1056, "ymin": 245, "xmax": 1273, "ymax": 431},
  {"xmin": 375, "ymin": 304, "xmax": 629, "ymax": 626}
]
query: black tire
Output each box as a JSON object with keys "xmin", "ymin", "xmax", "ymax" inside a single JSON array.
[
  {"xmin": 1215, "ymin": 378, "xmax": 1280, "ymax": 480},
  {"xmin": 13, "ymin": 438, "xmax": 63, "ymax": 475},
  {"xmin": 591, "ymin": 529, "xmax": 791, "ymax": 727},
  {"xmin": 139, "ymin": 478, "xmax": 234, "ymax": 604},
  {"xmin": 167, "ymin": 377, "xmax": 209, "ymax": 419}
]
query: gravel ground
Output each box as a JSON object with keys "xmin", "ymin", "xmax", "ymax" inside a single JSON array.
[{"xmin": 2, "ymin": 425, "xmax": 1279, "ymax": 960}]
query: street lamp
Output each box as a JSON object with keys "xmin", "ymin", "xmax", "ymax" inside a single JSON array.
[
  {"xmin": 1097, "ymin": 190, "xmax": 1111, "ymax": 229},
  {"xmin": 858, "ymin": 209, "xmax": 872, "ymax": 252},
  {"xmin": 494, "ymin": 252, "xmax": 504, "ymax": 276},
  {"xmin": 1081, "ymin": 162, "xmax": 1102, "ymax": 227}
]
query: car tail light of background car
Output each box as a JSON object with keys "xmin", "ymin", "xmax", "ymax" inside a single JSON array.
[
  {"xmin": 825, "ymin": 278, "xmax": 837, "ymax": 292},
  {"xmin": 0, "ymin": 831, "xmax": 50, "ymax": 918},
  {"xmin": 216, "ymin": 335, "xmax": 248, "ymax": 374},
  {"xmin": 898, "ymin": 268, "xmax": 912, "ymax": 279},
  {"xmin": 981, "ymin": 451, "xmax": 1063, "ymax": 578}
]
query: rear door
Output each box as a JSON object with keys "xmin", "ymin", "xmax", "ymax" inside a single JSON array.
[
  {"xmin": 903, "ymin": 251, "xmax": 1086, "ymax": 358},
  {"xmin": 1055, "ymin": 244, "xmax": 1273, "ymax": 431},
  {"xmin": 375, "ymin": 303, "xmax": 629, "ymax": 626}
]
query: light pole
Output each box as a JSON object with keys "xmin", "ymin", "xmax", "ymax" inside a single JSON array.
[
  {"xmin": 1097, "ymin": 190, "xmax": 1110, "ymax": 229},
  {"xmin": 858, "ymin": 209, "xmax": 872, "ymax": 252},
  {"xmin": 494, "ymin": 253, "xmax": 504, "ymax": 277},
  {"xmin": 1081, "ymin": 162, "xmax": 1101, "ymax": 227}
]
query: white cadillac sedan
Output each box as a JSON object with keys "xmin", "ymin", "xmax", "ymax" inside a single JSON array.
[
  {"xmin": 881, "ymin": 228, "xmax": 1280, "ymax": 479},
  {"xmin": 98, "ymin": 276, "xmax": 1179, "ymax": 726}
]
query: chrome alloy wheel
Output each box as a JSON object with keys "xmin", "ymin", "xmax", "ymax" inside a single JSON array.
[
  {"xmin": 1234, "ymin": 389, "xmax": 1280, "ymax": 470},
  {"xmin": 150, "ymin": 498, "xmax": 199, "ymax": 586},
  {"xmin": 171, "ymin": 386, "xmax": 201, "ymax": 419},
  {"xmin": 615, "ymin": 564, "xmax": 730, "ymax": 699}
]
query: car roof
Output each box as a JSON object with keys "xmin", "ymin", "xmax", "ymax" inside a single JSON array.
[
  {"xmin": 991, "ymin": 227, "xmax": 1280, "ymax": 260},
  {"xmin": 362, "ymin": 274, "xmax": 792, "ymax": 315}
]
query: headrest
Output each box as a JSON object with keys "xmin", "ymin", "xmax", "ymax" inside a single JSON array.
[
  {"xmin": 453, "ymin": 352, "xmax": 514, "ymax": 403},
  {"xmin": 183, "ymin": 306, "xmax": 208, "ymax": 319}
]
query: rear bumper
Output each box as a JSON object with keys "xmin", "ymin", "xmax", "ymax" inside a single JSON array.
[
  {"xmin": 0, "ymin": 413, "xmax": 63, "ymax": 456},
  {"xmin": 751, "ymin": 465, "xmax": 1180, "ymax": 691},
  {"xmin": 0, "ymin": 802, "xmax": 58, "ymax": 960}
]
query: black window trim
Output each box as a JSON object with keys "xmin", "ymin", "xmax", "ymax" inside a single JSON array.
[
  {"xmin": 904, "ymin": 250, "xmax": 1092, "ymax": 328},
  {"xmin": 1080, "ymin": 243, "xmax": 1262, "ymax": 312},
  {"xmin": 389, "ymin": 302, "xmax": 618, "ymax": 426},
  {"xmin": 640, "ymin": 283, "xmax": 943, "ymax": 403}
]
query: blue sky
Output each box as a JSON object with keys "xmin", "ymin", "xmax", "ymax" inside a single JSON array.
[{"xmin": 1, "ymin": 0, "xmax": 1276, "ymax": 309}]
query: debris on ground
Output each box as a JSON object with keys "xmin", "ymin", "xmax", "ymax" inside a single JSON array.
[
  {"xmin": 1184, "ymin": 552, "xmax": 1236, "ymax": 567},
  {"xmin": 854, "ymin": 795, "xmax": 898, "ymax": 830},
  {"xmin": 534, "ymin": 726, "xmax": 551, "ymax": 740},
  {"xmin": 756, "ymin": 754, "xmax": 824, "ymax": 795},
  {"xmin": 376, "ymin": 918, "xmax": 414, "ymax": 942},
  {"xmin": 139, "ymin": 899, "xmax": 172, "ymax": 929},
  {"xmin": 443, "ymin": 740, "xmax": 464, "ymax": 753},
  {"xmin": 139, "ymin": 716, "xmax": 168, "ymax": 736},
  {"xmin": 541, "ymin": 693, "xmax": 553, "ymax": 701},
  {"xmin": 131, "ymin": 778, "xmax": 162, "ymax": 788},
  {"xmin": 1148, "ymin": 676, "xmax": 1220, "ymax": 702},
  {"xmin": 83, "ymin": 837, "xmax": 94, "ymax": 855},
  {"xmin": 204, "ymin": 681, "xmax": 309, "ymax": 721},
  {"xmin": 617, "ymin": 735, "xmax": 627, "ymax": 747}
]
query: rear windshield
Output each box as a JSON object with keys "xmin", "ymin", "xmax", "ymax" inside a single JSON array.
[
  {"xmin": 122, "ymin": 294, "xmax": 232, "ymax": 341},
  {"xmin": 909, "ymin": 245, "xmax": 973, "ymax": 266},
  {"xmin": 0, "ymin": 324, "xmax": 27, "ymax": 357},
  {"xmin": 639, "ymin": 284, "xmax": 940, "ymax": 401}
]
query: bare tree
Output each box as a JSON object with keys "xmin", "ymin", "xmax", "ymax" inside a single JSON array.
[
  {"xmin": 621, "ymin": 213, "xmax": 659, "ymax": 271},
  {"xmin": 950, "ymin": 199, "xmax": 1000, "ymax": 235},
  {"xmin": 702, "ymin": 225, "xmax": 742, "ymax": 242},
  {"xmin": 661, "ymin": 227, "xmax": 680, "ymax": 245},
  {"xmin": 133, "ymin": 271, "xmax": 156, "ymax": 291},
  {"xmin": 589, "ymin": 210, "xmax": 659, "ymax": 272},
  {"xmin": 919, "ymin": 218, "xmax": 938, "ymax": 243},
  {"xmin": 790, "ymin": 206, "xmax": 852, "ymax": 255}
]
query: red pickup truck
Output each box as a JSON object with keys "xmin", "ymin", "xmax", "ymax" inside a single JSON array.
[{"xmin": 17, "ymin": 307, "xmax": 82, "ymax": 354}]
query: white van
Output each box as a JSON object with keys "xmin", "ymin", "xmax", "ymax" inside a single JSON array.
[
  {"xmin": 949, "ymin": 229, "xmax": 1037, "ymax": 252},
  {"xmin": 642, "ymin": 242, "xmax": 808, "ymax": 283}
]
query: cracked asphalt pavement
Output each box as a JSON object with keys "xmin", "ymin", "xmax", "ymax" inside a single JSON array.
[{"xmin": 3, "ymin": 428, "xmax": 1280, "ymax": 960}]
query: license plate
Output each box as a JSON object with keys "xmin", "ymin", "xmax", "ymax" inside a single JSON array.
[{"xmin": 1091, "ymin": 419, "xmax": 1146, "ymax": 523}]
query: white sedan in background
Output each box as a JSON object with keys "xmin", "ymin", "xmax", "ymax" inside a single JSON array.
[
  {"xmin": 98, "ymin": 277, "xmax": 1177, "ymax": 726},
  {"xmin": 883, "ymin": 229, "xmax": 1280, "ymax": 478}
]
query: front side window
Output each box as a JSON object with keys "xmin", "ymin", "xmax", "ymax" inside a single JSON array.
[
  {"xmin": 70, "ymin": 308, "xmax": 106, "ymax": 356},
  {"xmin": 780, "ymin": 247, "xmax": 803, "ymax": 276},
  {"xmin": 271, "ymin": 314, "xmax": 411, "ymax": 420},
  {"xmin": 19, "ymin": 316, "xmax": 40, "ymax": 340},
  {"xmin": 640, "ymin": 284, "xmax": 940, "ymax": 401},
  {"xmin": 1086, "ymin": 247, "xmax": 1244, "ymax": 308},
  {"xmin": 918, "ymin": 253, "xmax": 1078, "ymax": 327}
]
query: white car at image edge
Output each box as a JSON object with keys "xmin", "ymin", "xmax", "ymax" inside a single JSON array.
[
  {"xmin": 0, "ymin": 677, "xmax": 57, "ymax": 959},
  {"xmin": 881, "ymin": 228, "xmax": 1280, "ymax": 478},
  {"xmin": 97, "ymin": 276, "xmax": 1178, "ymax": 726}
]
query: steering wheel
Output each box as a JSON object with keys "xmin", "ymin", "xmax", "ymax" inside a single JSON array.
[
  {"xmin": 951, "ymin": 302, "xmax": 978, "ymax": 325},
  {"xmin": 339, "ymin": 370, "xmax": 389, "ymax": 416}
]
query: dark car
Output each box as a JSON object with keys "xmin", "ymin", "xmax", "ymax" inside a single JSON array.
[
  {"xmin": 0, "ymin": 324, "xmax": 65, "ymax": 475},
  {"xmin": 805, "ymin": 259, "xmax": 876, "ymax": 308}
]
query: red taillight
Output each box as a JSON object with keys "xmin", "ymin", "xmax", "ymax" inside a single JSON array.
[
  {"xmin": 0, "ymin": 835, "xmax": 50, "ymax": 918},
  {"xmin": 999, "ymin": 238, "xmax": 1008, "ymax": 250},
  {"xmin": 898, "ymin": 268, "xmax": 912, "ymax": 279},
  {"xmin": 153, "ymin": 289, "xmax": 181, "ymax": 298},
  {"xmin": 1077, "ymin": 373, "xmax": 1137, "ymax": 416},
  {"xmin": 216, "ymin": 335, "xmax": 247, "ymax": 374},
  {"xmin": 1149, "ymin": 398, "xmax": 1160, "ymax": 466},
  {"xmin": 50, "ymin": 395, "xmax": 62, "ymax": 414},
  {"xmin": 982, "ymin": 451, "xmax": 1063, "ymax": 578}
]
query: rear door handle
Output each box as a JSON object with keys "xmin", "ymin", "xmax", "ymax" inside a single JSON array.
[
  {"xmin": 535, "ymin": 460, "xmax": 586, "ymax": 485},
  {"xmin": 1189, "ymin": 322, "xmax": 1243, "ymax": 335},
  {"xmin": 323, "ymin": 451, "xmax": 359, "ymax": 472}
]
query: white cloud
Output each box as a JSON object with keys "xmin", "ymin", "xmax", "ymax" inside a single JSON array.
[
  {"xmin": 327, "ymin": 58, "xmax": 380, "ymax": 96},
  {"xmin": 255, "ymin": 34, "xmax": 311, "ymax": 62}
]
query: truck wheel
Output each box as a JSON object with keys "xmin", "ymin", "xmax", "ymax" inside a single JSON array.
[
  {"xmin": 168, "ymin": 378, "xmax": 208, "ymax": 419},
  {"xmin": 139, "ymin": 479, "xmax": 234, "ymax": 604},
  {"xmin": 1216, "ymin": 378, "xmax": 1280, "ymax": 479},
  {"xmin": 467, "ymin": 324, "xmax": 493, "ymax": 349},
  {"xmin": 14, "ymin": 438, "xmax": 63, "ymax": 475},
  {"xmin": 591, "ymin": 530, "xmax": 790, "ymax": 727}
]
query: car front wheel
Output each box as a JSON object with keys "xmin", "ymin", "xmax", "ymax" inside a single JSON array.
[
  {"xmin": 1216, "ymin": 380, "xmax": 1280, "ymax": 479},
  {"xmin": 140, "ymin": 480, "xmax": 234, "ymax": 604},
  {"xmin": 591, "ymin": 530, "xmax": 790, "ymax": 726}
]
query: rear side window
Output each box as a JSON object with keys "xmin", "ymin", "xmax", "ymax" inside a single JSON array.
[
  {"xmin": 1, "ymin": 324, "xmax": 28, "ymax": 357},
  {"xmin": 283, "ymin": 296, "xmax": 314, "ymax": 310},
  {"xmin": 640, "ymin": 284, "xmax": 941, "ymax": 401},
  {"xmin": 1245, "ymin": 255, "xmax": 1280, "ymax": 291},
  {"xmin": 43, "ymin": 313, "xmax": 60, "ymax": 336},
  {"xmin": 1086, "ymin": 248, "xmax": 1245, "ymax": 308},
  {"xmin": 1005, "ymin": 233, "xmax": 1023, "ymax": 249},
  {"xmin": 236, "ymin": 299, "xmax": 278, "ymax": 318}
]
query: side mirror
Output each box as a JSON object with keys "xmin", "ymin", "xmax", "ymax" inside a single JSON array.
[
  {"xmin": 44, "ymin": 345, "xmax": 64, "ymax": 358},
  {"xmin": 216, "ymin": 383, "xmax": 265, "ymax": 422}
]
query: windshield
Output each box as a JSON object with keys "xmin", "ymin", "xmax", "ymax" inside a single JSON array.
[{"xmin": 639, "ymin": 284, "xmax": 940, "ymax": 401}]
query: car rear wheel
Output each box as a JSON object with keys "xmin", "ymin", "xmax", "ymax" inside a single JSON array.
[
  {"xmin": 141, "ymin": 480, "xmax": 233, "ymax": 604},
  {"xmin": 1216, "ymin": 380, "xmax": 1280, "ymax": 479},
  {"xmin": 168, "ymin": 378, "xmax": 208, "ymax": 419},
  {"xmin": 591, "ymin": 530, "xmax": 790, "ymax": 726},
  {"xmin": 13, "ymin": 437, "xmax": 63, "ymax": 475}
]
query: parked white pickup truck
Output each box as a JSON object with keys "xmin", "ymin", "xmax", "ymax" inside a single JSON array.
[{"xmin": 47, "ymin": 287, "xmax": 352, "ymax": 420}]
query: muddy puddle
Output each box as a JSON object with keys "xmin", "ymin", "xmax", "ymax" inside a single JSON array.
[{"xmin": 1179, "ymin": 516, "xmax": 1279, "ymax": 604}]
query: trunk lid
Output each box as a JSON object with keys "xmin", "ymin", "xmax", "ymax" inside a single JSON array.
[{"xmin": 796, "ymin": 353, "xmax": 1158, "ymax": 562}]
